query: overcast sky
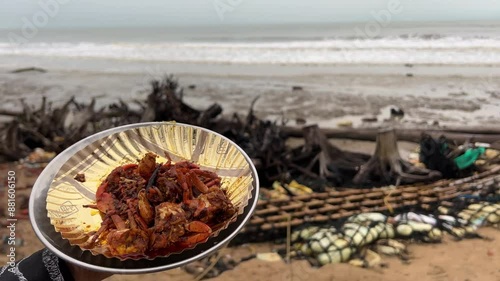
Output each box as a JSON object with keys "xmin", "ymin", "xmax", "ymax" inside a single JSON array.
[{"xmin": 1, "ymin": 0, "xmax": 499, "ymax": 29}]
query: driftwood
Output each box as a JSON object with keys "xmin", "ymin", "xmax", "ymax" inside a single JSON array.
[
  {"xmin": 0, "ymin": 76, "xmax": 223, "ymax": 162},
  {"xmin": 0, "ymin": 109, "xmax": 20, "ymax": 117},
  {"xmin": 353, "ymin": 129, "xmax": 441, "ymax": 186},
  {"xmin": 296, "ymin": 125, "xmax": 369, "ymax": 185},
  {"xmin": 0, "ymin": 74, "xmax": 496, "ymax": 189},
  {"xmin": 282, "ymin": 127, "xmax": 500, "ymax": 144},
  {"xmin": 10, "ymin": 67, "xmax": 47, "ymax": 73},
  {"xmin": 0, "ymin": 97, "xmax": 109, "ymax": 159},
  {"xmin": 215, "ymin": 97, "xmax": 289, "ymax": 187},
  {"xmin": 216, "ymin": 113, "xmax": 371, "ymax": 188}
]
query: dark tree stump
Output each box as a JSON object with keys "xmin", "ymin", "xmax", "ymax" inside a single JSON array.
[
  {"xmin": 295, "ymin": 125, "xmax": 370, "ymax": 185},
  {"xmin": 353, "ymin": 128, "xmax": 441, "ymax": 186}
]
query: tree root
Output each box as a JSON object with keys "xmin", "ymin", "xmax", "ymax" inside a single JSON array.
[
  {"xmin": 288, "ymin": 125, "xmax": 370, "ymax": 185},
  {"xmin": 353, "ymin": 128, "xmax": 441, "ymax": 186}
]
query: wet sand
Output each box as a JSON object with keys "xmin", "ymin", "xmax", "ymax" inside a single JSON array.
[{"xmin": 0, "ymin": 64, "xmax": 499, "ymax": 127}]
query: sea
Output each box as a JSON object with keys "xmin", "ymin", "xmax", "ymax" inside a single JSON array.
[{"xmin": 1, "ymin": 21, "xmax": 500, "ymax": 73}]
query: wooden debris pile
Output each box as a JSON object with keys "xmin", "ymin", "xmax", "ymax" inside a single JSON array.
[
  {"xmin": 0, "ymin": 97, "xmax": 100, "ymax": 161},
  {"xmin": 0, "ymin": 74, "xmax": 497, "ymax": 189},
  {"xmin": 0, "ymin": 76, "xmax": 222, "ymax": 162},
  {"xmin": 0, "ymin": 76, "xmax": 375, "ymax": 187}
]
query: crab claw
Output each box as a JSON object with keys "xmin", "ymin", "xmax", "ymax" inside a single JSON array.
[
  {"xmin": 186, "ymin": 221, "xmax": 212, "ymax": 233},
  {"xmin": 178, "ymin": 221, "xmax": 212, "ymax": 247}
]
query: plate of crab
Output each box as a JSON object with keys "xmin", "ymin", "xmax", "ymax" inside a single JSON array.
[{"xmin": 29, "ymin": 122, "xmax": 259, "ymax": 274}]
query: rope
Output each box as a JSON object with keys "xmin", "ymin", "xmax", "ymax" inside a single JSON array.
[{"xmin": 194, "ymin": 244, "xmax": 227, "ymax": 281}]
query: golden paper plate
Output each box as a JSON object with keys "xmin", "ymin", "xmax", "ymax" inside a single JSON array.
[{"xmin": 29, "ymin": 122, "xmax": 259, "ymax": 273}]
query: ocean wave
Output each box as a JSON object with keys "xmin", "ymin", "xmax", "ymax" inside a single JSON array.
[{"xmin": 1, "ymin": 36, "xmax": 500, "ymax": 65}]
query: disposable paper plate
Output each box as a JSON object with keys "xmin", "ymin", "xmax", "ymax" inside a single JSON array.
[{"xmin": 29, "ymin": 122, "xmax": 259, "ymax": 274}]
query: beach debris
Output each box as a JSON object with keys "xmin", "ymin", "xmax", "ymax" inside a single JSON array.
[
  {"xmin": 394, "ymin": 219, "xmax": 442, "ymax": 242},
  {"xmin": 449, "ymin": 91, "xmax": 469, "ymax": 97},
  {"xmin": 183, "ymin": 253, "xmax": 241, "ymax": 280},
  {"xmin": 419, "ymin": 134, "xmax": 459, "ymax": 178},
  {"xmin": 455, "ymin": 147, "xmax": 486, "ymax": 170},
  {"xmin": 188, "ymin": 84, "xmax": 197, "ymax": 89},
  {"xmin": 406, "ymin": 73, "xmax": 414, "ymax": 77},
  {"xmin": 214, "ymin": 96, "xmax": 290, "ymax": 187},
  {"xmin": 256, "ymin": 252, "xmax": 282, "ymax": 262},
  {"xmin": 272, "ymin": 180, "xmax": 313, "ymax": 196},
  {"xmin": 238, "ymin": 165, "xmax": 500, "ymax": 243},
  {"xmin": 290, "ymin": 198, "xmax": 497, "ymax": 267},
  {"xmin": 336, "ymin": 120, "xmax": 353, "ymax": 128},
  {"xmin": 23, "ymin": 148, "xmax": 56, "ymax": 164},
  {"xmin": 390, "ymin": 107, "xmax": 405, "ymax": 119},
  {"xmin": 0, "ymin": 96, "xmax": 101, "ymax": 161},
  {"xmin": 419, "ymin": 134, "xmax": 490, "ymax": 178},
  {"xmin": 282, "ymin": 126, "xmax": 500, "ymax": 144},
  {"xmin": 353, "ymin": 128, "xmax": 442, "ymax": 186},
  {"xmin": 374, "ymin": 239, "xmax": 407, "ymax": 257},
  {"xmin": 439, "ymin": 202, "xmax": 500, "ymax": 226},
  {"xmin": 286, "ymin": 125, "xmax": 370, "ymax": 187},
  {"xmin": 9, "ymin": 67, "xmax": 47, "ymax": 73},
  {"xmin": 408, "ymin": 152, "xmax": 420, "ymax": 164},
  {"xmin": 292, "ymin": 86, "xmax": 303, "ymax": 91},
  {"xmin": 295, "ymin": 117, "xmax": 307, "ymax": 125},
  {"xmin": 1, "ymin": 74, "xmax": 499, "ymax": 189},
  {"xmin": 0, "ymin": 76, "xmax": 222, "ymax": 162},
  {"xmin": 139, "ymin": 76, "xmax": 223, "ymax": 127},
  {"xmin": 361, "ymin": 117, "xmax": 378, "ymax": 123},
  {"xmin": 348, "ymin": 249, "xmax": 381, "ymax": 267}
]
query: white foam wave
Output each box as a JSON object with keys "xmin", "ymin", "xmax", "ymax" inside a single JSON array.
[{"xmin": 1, "ymin": 36, "xmax": 500, "ymax": 65}]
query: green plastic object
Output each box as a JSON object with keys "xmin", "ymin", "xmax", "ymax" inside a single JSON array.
[{"xmin": 454, "ymin": 147, "xmax": 486, "ymax": 170}]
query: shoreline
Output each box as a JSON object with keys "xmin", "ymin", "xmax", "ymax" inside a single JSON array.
[
  {"xmin": 3, "ymin": 58, "xmax": 500, "ymax": 77},
  {"xmin": 1, "ymin": 64, "xmax": 499, "ymax": 129}
]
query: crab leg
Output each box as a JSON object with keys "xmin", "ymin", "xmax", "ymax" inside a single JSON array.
[
  {"xmin": 128, "ymin": 210, "xmax": 137, "ymax": 229},
  {"xmin": 111, "ymin": 214, "xmax": 126, "ymax": 230},
  {"xmin": 88, "ymin": 216, "xmax": 113, "ymax": 246},
  {"xmin": 205, "ymin": 178, "xmax": 221, "ymax": 188},
  {"xmin": 192, "ymin": 169, "xmax": 219, "ymax": 180},
  {"xmin": 189, "ymin": 171, "xmax": 209, "ymax": 194}
]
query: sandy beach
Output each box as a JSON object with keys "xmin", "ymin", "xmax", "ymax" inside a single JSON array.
[
  {"xmin": 1, "ymin": 21, "xmax": 500, "ymax": 281},
  {"xmin": 1, "ymin": 64, "xmax": 499, "ymax": 128},
  {"xmin": 0, "ymin": 147, "xmax": 499, "ymax": 281},
  {"xmin": 1, "ymin": 216, "xmax": 499, "ymax": 281},
  {"xmin": 1, "ymin": 64, "xmax": 499, "ymax": 280}
]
